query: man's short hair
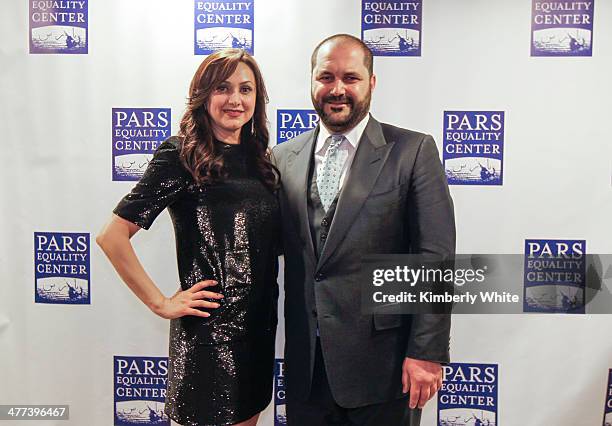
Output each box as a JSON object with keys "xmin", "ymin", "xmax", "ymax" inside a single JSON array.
[{"xmin": 310, "ymin": 34, "xmax": 374, "ymax": 76}]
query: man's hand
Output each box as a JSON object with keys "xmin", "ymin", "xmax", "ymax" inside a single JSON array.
[{"xmin": 402, "ymin": 357, "xmax": 443, "ymax": 409}]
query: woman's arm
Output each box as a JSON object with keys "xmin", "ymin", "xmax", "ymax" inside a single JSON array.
[{"xmin": 96, "ymin": 214, "xmax": 222, "ymax": 319}]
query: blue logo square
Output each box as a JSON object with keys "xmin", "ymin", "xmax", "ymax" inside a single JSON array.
[
  {"xmin": 114, "ymin": 356, "xmax": 169, "ymax": 426},
  {"xmin": 34, "ymin": 232, "xmax": 90, "ymax": 304},
  {"xmin": 29, "ymin": 0, "xmax": 88, "ymax": 54},
  {"xmin": 277, "ymin": 109, "xmax": 318, "ymax": 144},
  {"xmin": 604, "ymin": 369, "xmax": 612, "ymax": 426},
  {"xmin": 274, "ymin": 358, "xmax": 286, "ymax": 425},
  {"xmin": 194, "ymin": 0, "xmax": 254, "ymax": 55},
  {"xmin": 524, "ymin": 239, "xmax": 586, "ymax": 313},
  {"xmin": 531, "ymin": 0, "xmax": 594, "ymax": 56},
  {"xmin": 443, "ymin": 111, "xmax": 504, "ymax": 186},
  {"xmin": 438, "ymin": 363, "xmax": 498, "ymax": 426},
  {"xmin": 112, "ymin": 108, "xmax": 171, "ymax": 182},
  {"xmin": 362, "ymin": 0, "xmax": 422, "ymax": 56}
]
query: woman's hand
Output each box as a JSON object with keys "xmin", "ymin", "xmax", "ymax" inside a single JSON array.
[
  {"xmin": 97, "ymin": 216, "xmax": 224, "ymax": 320},
  {"xmin": 153, "ymin": 280, "xmax": 224, "ymax": 319}
]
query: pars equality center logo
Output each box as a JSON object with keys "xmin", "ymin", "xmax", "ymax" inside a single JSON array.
[
  {"xmin": 438, "ymin": 362, "xmax": 498, "ymax": 426},
  {"xmin": 274, "ymin": 358, "xmax": 286, "ymax": 425},
  {"xmin": 29, "ymin": 0, "xmax": 88, "ymax": 54},
  {"xmin": 443, "ymin": 111, "xmax": 504, "ymax": 186},
  {"xmin": 34, "ymin": 232, "xmax": 90, "ymax": 304},
  {"xmin": 531, "ymin": 0, "xmax": 594, "ymax": 56},
  {"xmin": 276, "ymin": 110, "xmax": 318, "ymax": 144},
  {"xmin": 112, "ymin": 108, "xmax": 171, "ymax": 181},
  {"xmin": 524, "ymin": 239, "xmax": 586, "ymax": 314},
  {"xmin": 194, "ymin": 0, "xmax": 254, "ymax": 55},
  {"xmin": 114, "ymin": 356, "xmax": 169, "ymax": 426},
  {"xmin": 362, "ymin": 0, "xmax": 422, "ymax": 56},
  {"xmin": 603, "ymin": 369, "xmax": 612, "ymax": 426}
]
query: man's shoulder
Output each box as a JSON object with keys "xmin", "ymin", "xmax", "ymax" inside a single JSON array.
[
  {"xmin": 377, "ymin": 120, "xmax": 431, "ymax": 146},
  {"xmin": 371, "ymin": 118, "xmax": 440, "ymax": 161},
  {"xmin": 271, "ymin": 128, "xmax": 316, "ymax": 159}
]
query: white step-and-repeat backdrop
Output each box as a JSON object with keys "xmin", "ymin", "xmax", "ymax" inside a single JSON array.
[{"xmin": 1, "ymin": 0, "xmax": 611, "ymax": 425}]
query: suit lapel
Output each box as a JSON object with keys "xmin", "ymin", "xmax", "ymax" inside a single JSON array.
[
  {"xmin": 316, "ymin": 118, "xmax": 395, "ymax": 273},
  {"xmin": 285, "ymin": 128, "xmax": 318, "ymax": 264}
]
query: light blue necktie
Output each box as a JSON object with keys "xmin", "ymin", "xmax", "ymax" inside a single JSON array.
[{"xmin": 317, "ymin": 135, "xmax": 348, "ymax": 212}]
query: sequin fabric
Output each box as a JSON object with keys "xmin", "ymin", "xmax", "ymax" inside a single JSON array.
[{"xmin": 114, "ymin": 136, "xmax": 279, "ymax": 426}]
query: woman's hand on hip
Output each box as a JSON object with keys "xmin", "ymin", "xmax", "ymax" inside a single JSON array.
[{"xmin": 153, "ymin": 280, "xmax": 224, "ymax": 319}]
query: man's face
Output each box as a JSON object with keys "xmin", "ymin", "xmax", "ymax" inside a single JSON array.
[{"xmin": 311, "ymin": 41, "xmax": 376, "ymax": 133}]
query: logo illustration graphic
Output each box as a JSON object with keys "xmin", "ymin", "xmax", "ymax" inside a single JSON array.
[
  {"xmin": 277, "ymin": 110, "xmax": 318, "ymax": 144},
  {"xmin": 112, "ymin": 108, "xmax": 171, "ymax": 181},
  {"xmin": 274, "ymin": 359, "xmax": 286, "ymax": 425},
  {"xmin": 438, "ymin": 363, "xmax": 498, "ymax": 426},
  {"xmin": 114, "ymin": 356, "xmax": 169, "ymax": 426},
  {"xmin": 604, "ymin": 369, "xmax": 612, "ymax": 426},
  {"xmin": 524, "ymin": 239, "xmax": 586, "ymax": 313},
  {"xmin": 531, "ymin": 0, "xmax": 594, "ymax": 56},
  {"xmin": 443, "ymin": 111, "xmax": 504, "ymax": 185},
  {"xmin": 362, "ymin": 0, "xmax": 422, "ymax": 56},
  {"xmin": 194, "ymin": 0, "xmax": 254, "ymax": 55},
  {"xmin": 30, "ymin": 0, "xmax": 88, "ymax": 54},
  {"xmin": 34, "ymin": 232, "xmax": 90, "ymax": 304}
]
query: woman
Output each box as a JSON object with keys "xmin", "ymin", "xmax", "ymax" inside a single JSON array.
[{"xmin": 97, "ymin": 49, "xmax": 280, "ymax": 426}]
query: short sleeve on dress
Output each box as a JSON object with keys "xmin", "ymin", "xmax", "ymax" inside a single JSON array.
[{"xmin": 113, "ymin": 137, "xmax": 190, "ymax": 230}]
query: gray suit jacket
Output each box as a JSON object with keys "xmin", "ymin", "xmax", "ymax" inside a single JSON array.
[{"xmin": 272, "ymin": 116, "xmax": 456, "ymax": 408}]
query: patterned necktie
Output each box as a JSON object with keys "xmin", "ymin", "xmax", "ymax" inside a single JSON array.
[{"xmin": 317, "ymin": 135, "xmax": 348, "ymax": 212}]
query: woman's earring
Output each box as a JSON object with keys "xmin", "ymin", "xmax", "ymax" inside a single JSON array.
[{"xmin": 251, "ymin": 119, "xmax": 255, "ymax": 136}]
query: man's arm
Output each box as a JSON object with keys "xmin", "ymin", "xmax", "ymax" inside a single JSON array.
[
  {"xmin": 269, "ymin": 145, "xmax": 285, "ymax": 257},
  {"xmin": 403, "ymin": 134, "xmax": 456, "ymax": 408}
]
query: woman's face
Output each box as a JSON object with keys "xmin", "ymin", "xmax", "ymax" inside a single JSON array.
[{"xmin": 207, "ymin": 62, "xmax": 257, "ymax": 141}]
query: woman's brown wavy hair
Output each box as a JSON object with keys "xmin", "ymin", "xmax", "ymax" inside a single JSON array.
[{"xmin": 178, "ymin": 49, "xmax": 279, "ymax": 189}]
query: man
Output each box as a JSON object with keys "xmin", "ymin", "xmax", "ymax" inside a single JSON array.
[{"xmin": 272, "ymin": 34, "xmax": 455, "ymax": 426}]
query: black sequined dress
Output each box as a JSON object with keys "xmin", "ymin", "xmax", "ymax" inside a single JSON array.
[{"xmin": 114, "ymin": 136, "xmax": 280, "ymax": 426}]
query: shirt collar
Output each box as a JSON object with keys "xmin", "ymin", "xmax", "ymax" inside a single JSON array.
[{"xmin": 315, "ymin": 113, "xmax": 371, "ymax": 154}]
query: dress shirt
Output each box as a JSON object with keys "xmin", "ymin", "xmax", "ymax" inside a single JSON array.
[{"xmin": 314, "ymin": 114, "xmax": 370, "ymax": 190}]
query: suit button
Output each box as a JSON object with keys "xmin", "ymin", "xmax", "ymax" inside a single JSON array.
[
  {"xmin": 311, "ymin": 309, "xmax": 318, "ymax": 317},
  {"xmin": 320, "ymin": 233, "xmax": 327, "ymax": 241},
  {"xmin": 315, "ymin": 274, "xmax": 324, "ymax": 282},
  {"xmin": 321, "ymin": 219, "xmax": 329, "ymax": 227}
]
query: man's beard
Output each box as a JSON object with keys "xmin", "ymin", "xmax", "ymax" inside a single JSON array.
[{"xmin": 312, "ymin": 91, "xmax": 371, "ymax": 133}]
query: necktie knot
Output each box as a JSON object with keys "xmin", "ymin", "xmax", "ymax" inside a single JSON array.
[{"xmin": 330, "ymin": 134, "xmax": 344, "ymax": 147}]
